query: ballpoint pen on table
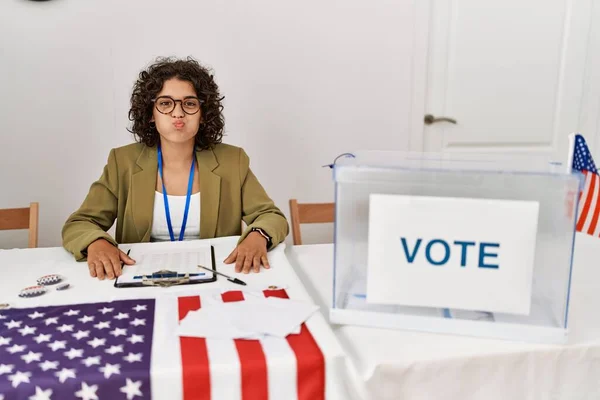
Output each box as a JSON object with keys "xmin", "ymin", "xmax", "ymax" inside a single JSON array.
[
  {"xmin": 119, "ymin": 249, "xmax": 131, "ymax": 274},
  {"xmin": 132, "ymin": 272, "xmax": 206, "ymax": 279},
  {"xmin": 197, "ymin": 265, "xmax": 246, "ymax": 286}
]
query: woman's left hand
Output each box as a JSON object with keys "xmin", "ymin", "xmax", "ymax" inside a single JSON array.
[{"xmin": 224, "ymin": 231, "xmax": 270, "ymax": 273}]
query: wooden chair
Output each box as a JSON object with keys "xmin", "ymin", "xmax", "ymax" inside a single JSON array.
[
  {"xmin": 0, "ymin": 202, "xmax": 39, "ymax": 248},
  {"xmin": 289, "ymin": 199, "xmax": 334, "ymax": 245}
]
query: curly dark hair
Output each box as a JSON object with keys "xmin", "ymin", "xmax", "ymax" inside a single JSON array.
[{"xmin": 128, "ymin": 56, "xmax": 225, "ymax": 150}]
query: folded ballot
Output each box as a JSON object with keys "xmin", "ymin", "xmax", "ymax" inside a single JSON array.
[{"xmin": 177, "ymin": 294, "xmax": 319, "ymax": 339}]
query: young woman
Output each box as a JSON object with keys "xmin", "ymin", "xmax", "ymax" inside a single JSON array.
[{"xmin": 62, "ymin": 57, "xmax": 288, "ymax": 280}]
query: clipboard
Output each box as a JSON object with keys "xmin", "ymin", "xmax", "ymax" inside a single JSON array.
[{"xmin": 114, "ymin": 245, "xmax": 217, "ymax": 288}]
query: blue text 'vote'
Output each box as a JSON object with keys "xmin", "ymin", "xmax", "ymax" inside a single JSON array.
[{"xmin": 400, "ymin": 238, "xmax": 500, "ymax": 268}]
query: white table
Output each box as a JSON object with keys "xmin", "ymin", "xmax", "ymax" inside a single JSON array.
[
  {"xmin": 286, "ymin": 233, "xmax": 600, "ymax": 400},
  {"xmin": 0, "ymin": 237, "xmax": 353, "ymax": 400}
]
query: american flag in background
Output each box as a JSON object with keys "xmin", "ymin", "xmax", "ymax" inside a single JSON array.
[
  {"xmin": 571, "ymin": 134, "xmax": 600, "ymax": 236},
  {"xmin": 0, "ymin": 299, "xmax": 154, "ymax": 400}
]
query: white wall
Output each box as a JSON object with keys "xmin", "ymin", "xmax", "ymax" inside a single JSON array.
[
  {"xmin": 0, "ymin": 0, "xmax": 417, "ymax": 248},
  {"xmin": 580, "ymin": 0, "xmax": 600, "ymax": 158}
]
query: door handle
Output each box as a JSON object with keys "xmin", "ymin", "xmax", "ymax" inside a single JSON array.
[{"xmin": 424, "ymin": 114, "xmax": 457, "ymax": 125}]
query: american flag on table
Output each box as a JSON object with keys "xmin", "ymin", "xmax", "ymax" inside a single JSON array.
[
  {"xmin": 0, "ymin": 289, "xmax": 325, "ymax": 400},
  {"xmin": 570, "ymin": 133, "xmax": 600, "ymax": 237}
]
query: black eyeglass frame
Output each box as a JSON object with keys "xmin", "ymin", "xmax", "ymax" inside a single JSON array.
[{"xmin": 151, "ymin": 96, "xmax": 204, "ymax": 115}]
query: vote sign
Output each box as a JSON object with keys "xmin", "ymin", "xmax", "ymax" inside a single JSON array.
[{"xmin": 366, "ymin": 194, "xmax": 539, "ymax": 315}]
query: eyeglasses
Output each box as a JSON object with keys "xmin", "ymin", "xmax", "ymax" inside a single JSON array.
[{"xmin": 152, "ymin": 96, "xmax": 203, "ymax": 115}]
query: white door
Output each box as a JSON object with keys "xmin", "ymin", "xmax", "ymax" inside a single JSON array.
[{"xmin": 410, "ymin": 0, "xmax": 594, "ymax": 165}]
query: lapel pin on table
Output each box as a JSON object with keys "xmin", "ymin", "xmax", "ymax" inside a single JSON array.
[
  {"xmin": 18, "ymin": 285, "xmax": 47, "ymax": 298},
  {"xmin": 37, "ymin": 274, "xmax": 62, "ymax": 286},
  {"xmin": 197, "ymin": 265, "xmax": 246, "ymax": 286}
]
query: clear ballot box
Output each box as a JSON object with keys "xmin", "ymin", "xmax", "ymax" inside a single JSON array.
[{"xmin": 330, "ymin": 151, "xmax": 581, "ymax": 343}]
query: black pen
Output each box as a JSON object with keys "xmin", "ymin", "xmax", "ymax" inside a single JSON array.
[
  {"xmin": 120, "ymin": 249, "xmax": 131, "ymax": 269},
  {"xmin": 197, "ymin": 265, "xmax": 246, "ymax": 286},
  {"xmin": 122, "ymin": 249, "xmax": 131, "ymax": 267}
]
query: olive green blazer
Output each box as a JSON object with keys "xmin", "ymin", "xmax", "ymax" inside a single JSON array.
[{"xmin": 62, "ymin": 143, "xmax": 288, "ymax": 260}]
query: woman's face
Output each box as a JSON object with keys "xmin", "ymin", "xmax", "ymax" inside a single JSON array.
[{"xmin": 151, "ymin": 78, "xmax": 202, "ymax": 145}]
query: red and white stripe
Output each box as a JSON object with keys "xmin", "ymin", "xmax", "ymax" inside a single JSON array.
[
  {"xmin": 577, "ymin": 170, "xmax": 600, "ymax": 236},
  {"xmin": 150, "ymin": 289, "xmax": 326, "ymax": 400}
]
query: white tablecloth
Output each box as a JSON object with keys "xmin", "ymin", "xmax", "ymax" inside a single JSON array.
[
  {"xmin": 0, "ymin": 237, "xmax": 354, "ymax": 400},
  {"xmin": 286, "ymin": 233, "xmax": 600, "ymax": 400}
]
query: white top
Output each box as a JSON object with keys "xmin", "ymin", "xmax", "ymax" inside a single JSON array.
[{"xmin": 151, "ymin": 191, "xmax": 200, "ymax": 242}]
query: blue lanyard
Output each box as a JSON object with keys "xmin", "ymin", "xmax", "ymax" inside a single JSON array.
[{"xmin": 157, "ymin": 146, "xmax": 196, "ymax": 241}]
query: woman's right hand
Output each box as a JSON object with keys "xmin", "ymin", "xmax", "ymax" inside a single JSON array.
[{"xmin": 86, "ymin": 239, "xmax": 135, "ymax": 280}]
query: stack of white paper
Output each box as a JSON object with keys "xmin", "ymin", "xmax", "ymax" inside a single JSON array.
[
  {"xmin": 177, "ymin": 295, "xmax": 319, "ymax": 339},
  {"xmin": 118, "ymin": 241, "xmax": 214, "ymax": 285}
]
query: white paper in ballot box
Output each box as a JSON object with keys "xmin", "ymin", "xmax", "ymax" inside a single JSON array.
[{"xmin": 366, "ymin": 194, "xmax": 539, "ymax": 315}]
